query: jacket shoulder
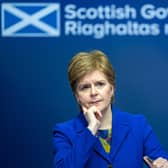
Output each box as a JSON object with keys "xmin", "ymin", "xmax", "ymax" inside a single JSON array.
[
  {"xmin": 53, "ymin": 118, "xmax": 76, "ymax": 134},
  {"xmin": 115, "ymin": 108, "xmax": 149, "ymax": 128}
]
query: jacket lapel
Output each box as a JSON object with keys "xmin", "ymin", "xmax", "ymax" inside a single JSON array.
[
  {"xmin": 110, "ymin": 108, "xmax": 130, "ymax": 160},
  {"xmin": 74, "ymin": 109, "xmax": 130, "ymax": 163},
  {"xmin": 93, "ymin": 108, "xmax": 130, "ymax": 163},
  {"xmin": 75, "ymin": 113, "xmax": 112, "ymax": 163},
  {"xmin": 94, "ymin": 139, "xmax": 112, "ymax": 163}
]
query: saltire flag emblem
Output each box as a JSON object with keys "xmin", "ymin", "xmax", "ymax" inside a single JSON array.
[{"xmin": 1, "ymin": 3, "xmax": 60, "ymax": 37}]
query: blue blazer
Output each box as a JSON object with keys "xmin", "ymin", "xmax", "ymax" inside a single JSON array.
[{"xmin": 53, "ymin": 108, "xmax": 168, "ymax": 168}]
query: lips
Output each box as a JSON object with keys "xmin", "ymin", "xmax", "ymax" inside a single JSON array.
[{"xmin": 89, "ymin": 100, "xmax": 102, "ymax": 105}]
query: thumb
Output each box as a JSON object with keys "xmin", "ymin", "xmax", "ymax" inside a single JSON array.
[{"xmin": 143, "ymin": 156, "xmax": 153, "ymax": 168}]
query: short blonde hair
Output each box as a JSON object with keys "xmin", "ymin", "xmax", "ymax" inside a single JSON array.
[{"xmin": 68, "ymin": 50, "xmax": 115, "ymax": 97}]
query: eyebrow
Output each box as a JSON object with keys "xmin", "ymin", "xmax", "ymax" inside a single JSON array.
[{"xmin": 78, "ymin": 80, "xmax": 106, "ymax": 85}]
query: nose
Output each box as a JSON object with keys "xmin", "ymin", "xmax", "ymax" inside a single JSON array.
[{"xmin": 90, "ymin": 85, "xmax": 97, "ymax": 96}]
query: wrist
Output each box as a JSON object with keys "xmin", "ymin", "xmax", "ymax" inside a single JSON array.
[{"xmin": 87, "ymin": 124, "xmax": 100, "ymax": 135}]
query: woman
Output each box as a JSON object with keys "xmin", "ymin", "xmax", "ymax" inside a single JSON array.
[{"xmin": 53, "ymin": 50, "xmax": 168, "ymax": 168}]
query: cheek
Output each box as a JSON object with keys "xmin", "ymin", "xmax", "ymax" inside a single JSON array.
[{"xmin": 75, "ymin": 93, "xmax": 87, "ymax": 104}]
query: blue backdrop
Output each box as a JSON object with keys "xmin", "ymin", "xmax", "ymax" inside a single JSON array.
[{"xmin": 1, "ymin": 0, "xmax": 168, "ymax": 167}]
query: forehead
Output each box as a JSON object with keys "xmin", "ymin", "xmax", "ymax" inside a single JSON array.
[{"xmin": 78, "ymin": 70, "xmax": 107, "ymax": 84}]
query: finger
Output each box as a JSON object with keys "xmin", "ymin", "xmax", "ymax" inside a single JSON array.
[
  {"xmin": 95, "ymin": 111, "xmax": 102, "ymax": 121},
  {"xmin": 153, "ymin": 157, "xmax": 168, "ymax": 168},
  {"xmin": 81, "ymin": 105, "xmax": 88, "ymax": 114},
  {"xmin": 143, "ymin": 156, "xmax": 154, "ymax": 168},
  {"xmin": 91, "ymin": 106, "xmax": 102, "ymax": 118},
  {"xmin": 163, "ymin": 161, "xmax": 168, "ymax": 168},
  {"xmin": 94, "ymin": 110, "xmax": 102, "ymax": 119},
  {"xmin": 92, "ymin": 111, "xmax": 102, "ymax": 121}
]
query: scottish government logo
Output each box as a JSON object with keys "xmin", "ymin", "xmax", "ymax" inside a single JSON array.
[
  {"xmin": 1, "ymin": 3, "xmax": 60, "ymax": 37},
  {"xmin": 1, "ymin": 2, "xmax": 168, "ymax": 38}
]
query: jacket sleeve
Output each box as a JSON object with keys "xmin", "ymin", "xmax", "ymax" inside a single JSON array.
[
  {"xmin": 53, "ymin": 125, "xmax": 97, "ymax": 168},
  {"xmin": 142, "ymin": 116, "xmax": 168, "ymax": 160}
]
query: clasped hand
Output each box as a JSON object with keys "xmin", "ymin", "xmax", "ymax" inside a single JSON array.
[
  {"xmin": 144, "ymin": 156, "xmax": 168, "ymax": 168},
  {"xmin": 82, "ymin": 105, "xmax": 102, "ymax": 135}
]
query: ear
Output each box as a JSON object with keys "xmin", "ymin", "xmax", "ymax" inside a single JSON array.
[
  {"xmin": 110, "ymin": 85, "xmax": 115, "ymax": 103},
  {"xmin": 110, "ymin": 85, "xmax": 114, "ymax": 96}
]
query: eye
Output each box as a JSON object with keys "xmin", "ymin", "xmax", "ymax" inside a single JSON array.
[
  {"xmin": 95, "ymin": 81, "xmax": 106, "ymax": 88},
  {"xmin": 78, "ymin": 84, "xmax": 90, "ymax": 91}
]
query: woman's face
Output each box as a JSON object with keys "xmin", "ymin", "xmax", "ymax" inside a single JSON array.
[{"xmin": 75, "ymin": 70, "xmax": 114, "ymax": 114}]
